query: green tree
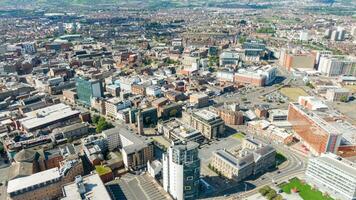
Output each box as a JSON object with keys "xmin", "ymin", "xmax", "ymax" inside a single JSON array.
[
  {"xmin": 273, "ymin": 195, "xmax": 283, "ymax": 200},
  {"xmin": 92, "ymin": 115, "xmax": 100, "ymax": 124},
  {"xmin": 305, "ymin": 81, "xmax": 315, "ymax": 89},
  {"xmin": 266, "ymin": 190, "xmax": 277, "ymax": 200},
  {"xmin": 340, "ymin": 95, "xmax": 348, "ymax": 102},
  {"xmin": 95, "ymin": 117, "xmax": 114, "ymax": 133},
  {"xmin": 259, "ymin": 187, "xmax": 269, "ymax": 196}
]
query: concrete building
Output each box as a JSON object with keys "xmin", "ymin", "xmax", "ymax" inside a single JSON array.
[
  {"xmin": 211, "ymin": 140, "xmax": 275, "ymax": 182},
  {"xmin": 318, "ymin": 55, "xmax": 356, "ymax": 77},
  {"xmin": 158, "ymin": 119, "xmax": 204, "ymax": 143},
  {"xmin": 61, "ymin": 173, "xmax": 112, "ymax": 200},
  {"xmin": 189, "ymin": 93, "xmax": 209, "ymax": 108},
  {"xmin": 102, "ymin": 128, "xmax": 121, "ymax": 151},
  {"xmin": 326, "ymin": 88, "xmax": 350, "ymax": 102},
  {"xmin": 75, "ymin": 77, "xmax": 104, "ymax": 106},
  {"xmin": 268, "ymin": 109, "xmax": 288, "ymax": 122},
  {"xmin": 306, "ymin": 153, "xmax": 356, "ymax": 200},
  {"xmin": 184, "ymin": 109, "xmax": 225, "ymax": 139},
  {"xmin": 163, "ymin": 141, "xmax": 200, "ymax": 200},
  {"xmin": 105, "ymin": 98, "xmax": 132, "ymax": 119},
  {"xmin": 280, "ymin": 52, "xmax": 315, "ymax": 71},
  {"xmin": 219, "ymin": 51, "xmax": 239, "ymax": 67},
  {"xmin": 51, "ymin": 123, "xmax": 89, "ymax": 143},
  {"xmin": 19, "ymin": 103, "xmax": 81, "ymax": 132},
  {"xmin": 110, "ymin": 127, "xmax": 154, "ymax": 171},
  {"xmin": 233, "ymin": 65, "xmax": 277, "ymax": 86}
]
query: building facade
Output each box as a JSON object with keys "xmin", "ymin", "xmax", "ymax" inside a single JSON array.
[
  {"xmin": 306, "ymin": 153, "xmax": 356, "ymax": 200},
  {"xmin": 75, "ymin": 77, "xmax": 104, "ymax": 106},
  {"xmin": 184, "ymin": 110, "xmax": 225, "ymax": 139},
  {"xmin": 163, "ymin": 141, "xmax": 200, "ymax": 200}
]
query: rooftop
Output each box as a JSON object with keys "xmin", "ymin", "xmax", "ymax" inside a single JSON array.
[
  {"xmin": 62, "ymin": 173, "xmax": 112, "ymax": 200},
  {"xmin": 7, "ymin": 167, "xmax": 61, "ymax": 194},
  {"xmin": 19, "ymin": 103, "xmax": 80, "ymax": 131}
]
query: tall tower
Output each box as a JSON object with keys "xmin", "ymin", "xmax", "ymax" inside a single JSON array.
[
  {"xmin": 137, "ymin": 110, "xmax": 144, "ymax": 135},
  {"xmin": 163, "ymin": 141, "xmax": 200, "ymax": 200}
]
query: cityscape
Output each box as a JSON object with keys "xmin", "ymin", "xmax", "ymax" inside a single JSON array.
[{"xmin": 0, "ymin": 0, "xmax": 355, "ymax": 200}]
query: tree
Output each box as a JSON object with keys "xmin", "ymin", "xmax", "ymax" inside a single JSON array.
[
  {"xmin": 340, "ymin": 95, "xmax": 348, "ymax": 102},
  {"xmin": 92, "ymin": 115, "xmax": 100, "ymax": 124},
  {"xmin": 266, "ymin": 190, "xmax": 277, "ymax": 200},
  {"xmin": 259, "ymin": 187, "xmax": 269, "ymax": 196},
  {"xmin": 305, "ymin": 81, "xmax": 315, "ymax": 89},
  {"xmin": 273, "ymin": 195, "xmax": 283, "ymax": 200},
  {"xmin": 95, "ymin": 117, "xmax": 114, "ymax": 133}
]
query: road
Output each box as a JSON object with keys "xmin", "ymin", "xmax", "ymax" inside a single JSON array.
[{"xmin": 200, "ymin": 127, "xmax": 308, "ymax": 200}]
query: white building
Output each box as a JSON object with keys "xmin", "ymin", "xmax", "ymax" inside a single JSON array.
[
  {"xmin": 326, "ymin": 88, "xmax": 350, "ymax": 102},
  {"xmin": 62, "ymin": 173, "xmax": 111, "ymax": 200},
  {"xmin": 299, "ymin": 31, "xmax": 309, "ymax": 41},
  {"xmin": 105, "ymin": 98, "xmax": 132, "ymax": 119},
  {"xmin": 102, "ymin": 128, "xmax": 121, "ymax": 151},
  {"xmin": 318, "ymin": 56, "xmax": 356, "ymax": 77},
  {"xmin": 163, "ymin": 141, "xmax": 200, "ymax": 200},
  {"xmin": 146, "ymin": 85, "xmax": 162, "ymax": 97},
  {"xmin": 306, "ymin": 153, "xmax": 356, "ymax": 200},
  {"xmin": 219, "ymin": 51, "xmax": 239, "ymax": 67}
]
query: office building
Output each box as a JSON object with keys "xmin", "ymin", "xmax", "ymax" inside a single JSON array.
[
  {"xmin": 219, "ymin": 51, "xmax": 239, "ymax": 67},
  {"xmin": 280, "ymin": 51, "xmax": 315, "ymax": 71},
  {"xmin": 211, "ymin": 140, "xmax": 275, "ymax": 182},
  {"xmin": 75, "ymin": 76, "xmax": 104, "ymax": 106},
  {"xmin": 183, "ymin": 109, "xmax": 225, "ymax": 139},
  {"xmin": 158, "ymin": 119, "xmax": 204, "ymax": 143},
  {"xmin": 318, "ymin": 55, "xmax": 356, "ymax": 77},
  {"xmin": 163, "ymin": 141, "xmax": 200, "ymax": 200},
  {"xmin": 306, "ymin": 153, "xmax": 356, "ymax": 200},
  {"xmin": 104, "ymin": 127, "xmax": 154, "ymax": 171},
  {"xmin": 105, "ymin": 98, "xmax": 132, "ymax": 119}
]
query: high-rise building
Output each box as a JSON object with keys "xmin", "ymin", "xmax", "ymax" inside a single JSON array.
[
  {"xmin": 163, "ymin": 141, "xmax": 200, "ymax": 200},
  {"xmin": 318, "ymin": 55, "xmax": 356, "ymax": 77},
  {"xmin": 75, "ymin": 77, "xmax": 104, "ymax": 106},
  {"xmin": 306, "ymin": 153, "xmax": 356, "ymax": 200}
]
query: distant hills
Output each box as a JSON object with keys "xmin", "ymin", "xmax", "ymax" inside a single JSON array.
[{"xmin": 1, "ymin": 0, "xmax": 354, "ymax": 10}]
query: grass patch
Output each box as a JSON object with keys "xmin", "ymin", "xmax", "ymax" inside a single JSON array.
[
  {"xmin": 95, "ymin": 165, "xmax": 112, "ymax": 176},
  {"xmin": 276, "ymin": 152, "xmax": 287, "ymax": 166},
  {"xmin": 232, "ymin": 132, "xmax": 245, "ymax": 140},
  {"xmin": 279, "ymin": 178, "xmax": 333, "ymax": 200},
  {"xmin": 279, "ymin": 87, "xmax": 308, "ymax": 101}
]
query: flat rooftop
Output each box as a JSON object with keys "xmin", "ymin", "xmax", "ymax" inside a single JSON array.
[
  {"xmin": 62, "ymin": 173, "xmax": 111, "ymax": 200},
  {"xmin": 7, "ymin": 167, "xmax": 60, "ymax": 194},
  {"xmin": 19, "ymin": 103, "xmax": 80, "ymax": 130},
  {"xmin": 193, "ymin": 109, "xmax": 220, "ymax": 121},
  {"xmin": 314, "ymin": 153, "xmax": 356, "ymax": 177}
]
